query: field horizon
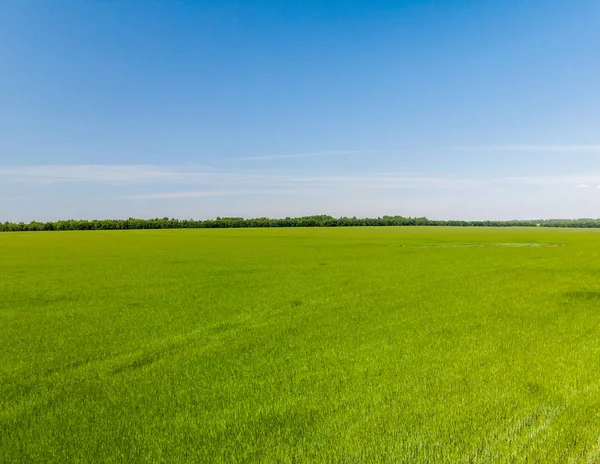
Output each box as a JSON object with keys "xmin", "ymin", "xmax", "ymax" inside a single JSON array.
[{"xmin": 5, "ymin": 215, "xmax": 600, "ymax": 232}]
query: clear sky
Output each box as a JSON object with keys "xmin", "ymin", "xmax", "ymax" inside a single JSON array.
[{"xmin": 2, "ymin": 0, "xmax": 600, "ymax": 221}]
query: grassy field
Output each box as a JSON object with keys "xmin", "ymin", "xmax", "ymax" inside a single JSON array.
[{"xmin": 2, "ymin": 227, "xmax": 600, "ymax": 462}]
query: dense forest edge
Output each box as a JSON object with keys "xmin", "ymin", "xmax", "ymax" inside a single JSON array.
[{"xmin": 3, "ymin": 215, "xmax": 600, "ymax": 231}]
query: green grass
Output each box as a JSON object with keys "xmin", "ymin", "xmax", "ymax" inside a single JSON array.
[{"xmin": 3, "ymin": 227, "xmax": 600, "ymax": 462}]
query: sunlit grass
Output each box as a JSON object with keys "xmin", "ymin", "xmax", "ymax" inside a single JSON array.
[{"xmin": 2, "ymin": 227, "xmax": 600, "ymax": 462}]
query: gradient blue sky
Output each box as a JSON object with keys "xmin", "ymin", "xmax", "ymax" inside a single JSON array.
[{"xmin": 2, "ymin": 0, "xmax": 600, "ymax": 221}]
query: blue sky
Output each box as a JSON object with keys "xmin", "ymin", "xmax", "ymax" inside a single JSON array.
[{"xmin": 2, "ymin": 0, "xmax": 600, "ymax": 221}]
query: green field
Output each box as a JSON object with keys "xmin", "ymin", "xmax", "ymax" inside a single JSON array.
[{"xmin": 3, "ymin": 227, "xmax": 600, "ymax": 462}]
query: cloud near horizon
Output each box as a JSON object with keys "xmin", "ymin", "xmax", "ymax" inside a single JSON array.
[
  {"xmin": 3, "ymin": 165, "xmax": 600, "ymax": 195},
  {"xmin": 3, "ymin": 163, "xmax": 600, "ymax": 222},
  {"xmin": 125, "ymin": 190, "xmax": 243, "ymax": 199},
  {"xmin": 236, "ymin": 151, "xmax": 359, "ymax": 160},
  {"xmin": 0, "ymin": 164, "xmax": 478, "ymax": 189},
  {"xmin": 454, "ymin": 144, "xmax": 600, "ymax": 152}
]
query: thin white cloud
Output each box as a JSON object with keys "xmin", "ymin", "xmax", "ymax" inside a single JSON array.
[
  {"xmin": 454, "ymin": 145, "xmax": 600, "ymax": 152},
  {"xmin": 576, "ymin": 184, "xmax": 591, "ymax": 188},
  {"xmin": 0, "ymin": 164, "xmax": 477, "ymax": 189},
  {"xmin": 8, "ymin": 164, "xmax": 600, "ymax": 197},
  {"xmin": 0, "ymin": 165, "xmax": 278, "ymax": 186},
  {"xmin": 126, "ymin": 190, "xmax": 241, "ymax": 199},
  {"xmin": 124, "ymin": 177, "xmax": 480, "ymax": 201},
  {"xmin": 499, "ymin": 175, "xmax": 600, "ymax": 186},
  {"xmin": 125, "ymin": 188, "xmax": 308, "ymax": 200},
  {"xmin": 0, "ymin": 165, "xmax": 209, "ymax": 184},
  {"xmin": 236, "ymin": 151, "xmax": 358, "ymax": 160}
]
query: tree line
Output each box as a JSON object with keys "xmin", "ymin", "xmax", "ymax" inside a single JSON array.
[{"xmin": 2, "ymin": 215, "xmax": 600, "ymax": 232}]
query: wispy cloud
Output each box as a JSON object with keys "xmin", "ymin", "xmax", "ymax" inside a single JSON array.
[
  {"xmin": 0, "ymin": 165, "xmax": 210, "ymax": 184},
  {"xmin": 454, "ymin": 145, "xmax": 600, "ymax": 152},
  {"xmin": 126, "ymin": 190, "xmax": 241, "ymax": 199},
  {"xmin": 7, "ymin": 165, "xmax": 600, "ymax": 201},
  {"xmin": 0, "ymin": 164, "xmax": 277, "ymax": 186},
  {"xmin": 0, "ymin": 164, "xmax": 476, "ymax": 189},
  {"xmin": 499, "ymin": 175, "xmax": 600, "ymax": 186},
  {"xmin": 125, "ymin": 188, "xmax": 308, "ymax": 200},
  {"xmin": 236, "ymin": 151, "xmax": 359, "ymax": 160},
  {"xmin": 125, "ymin": 176, "xmax": 481, "ymax": 200}
]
